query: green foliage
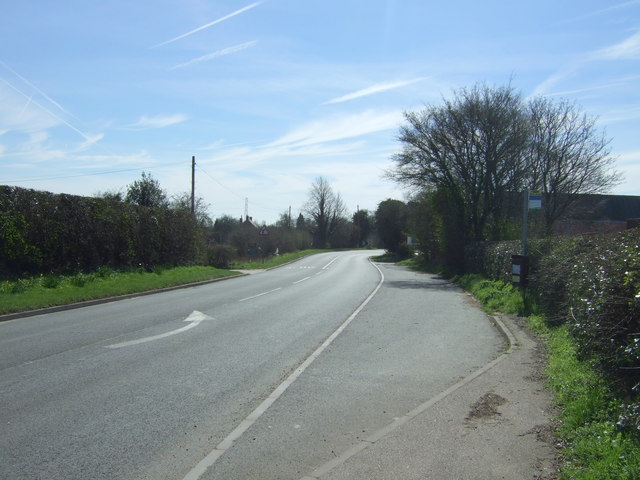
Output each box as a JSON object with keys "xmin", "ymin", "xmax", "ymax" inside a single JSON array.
[
  {"xmin": 531, "ymin": 321, "xmax": 640, "ymax": 480},
  {"xmin": 375, "ymin": 199, "xmax": 408, "ymax": 253},
  {"xmin": 230, "ymin": 249, "xmax": 326, "ymax": 270},
  {"xmin": 457, "ymin": 274, "xmax": 525, "ymax": 315},
  {"xmin": 459, "ymin": 275, "xmax": 640, "ymax": 479},
  {"xmin": 206, "ymin": 244, "xmax": 237, "ymax": 269},
  {"xmin": 125, "ymin": 172, "xmax": 168, "ymax": 208},
  {"xmin": 0, "ymin": 186, "xmax": 202, "ymax": 278},
  {"xmin": 565, "ymin": 233, "xmax": 640, "ymax": 395},
  {"xmin": 465, "ymin": 228, "xmax": 640, "ymax": 440},
  {"xmin": 0, "ymin": 266, "xmax": 238, "ymax": 315},
  {"xmin": 41, "ymin": 275, "xmax": 61, "ymax": 289}
]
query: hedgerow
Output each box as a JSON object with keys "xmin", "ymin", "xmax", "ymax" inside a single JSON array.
[
  {"xmin": 465, "ymin": 228, "xmax": 640, "ymax": 435},
  {"xmin": 0, "ymin": 186, "xmax": 203, "ymax": 278}
]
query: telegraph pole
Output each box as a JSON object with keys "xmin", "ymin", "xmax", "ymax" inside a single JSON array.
[{"xmin": 191, "ymin": 156, "xmax": 195, "ymax": 215}]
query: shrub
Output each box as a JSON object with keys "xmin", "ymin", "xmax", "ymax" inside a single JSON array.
[
  {"xmin": 0, "ymin": 186, "xmax": 203, "ymax": 278},
  {"xmin": 41, "ymin": 275, "xmax": 61, "ymax": 289},
  {"xmin": 466, "ymin": 228, "xmax": 640, "ymax": 434},
  {"xmin": 206, "ymin": 244, "xmax": 237, "ymax": 269}
]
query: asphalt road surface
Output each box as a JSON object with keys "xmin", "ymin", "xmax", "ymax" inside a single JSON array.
[{"xmin": 0, "ymin": 250, "xmax": 503, "ymax": 480}]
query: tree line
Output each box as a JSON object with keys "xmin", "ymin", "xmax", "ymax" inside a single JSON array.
[
  {"xmin": 0, "ymin": 174, "xmax": 385, "ymax": 278},
  {"xmin": 1, "ymin": 82, "xmax": 620, "ymax": 277}
]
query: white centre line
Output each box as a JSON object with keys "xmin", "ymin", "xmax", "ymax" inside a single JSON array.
[
  {"xmin": 293, "ymin": 276, "xmax": 311, "ymax": 284},
  {"xmin": 181, "ymin": 260, "xmax": 385, "ymax": 480},
  {"xmin": 321, "ymin": 256, "xmax": 338, "ymax": 270},
  {"xmin": 238, "ymin": 288, "xmax": 282, "ymax": 302}
]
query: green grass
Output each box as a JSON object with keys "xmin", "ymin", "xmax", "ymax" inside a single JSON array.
[
  {"xmin": 230, "ymin": 249, "xmax": 328, "ymax": 270},
  {"xmin": 455, "ymin": 273, "xmax": 640, "ymax": 480},
  {"xmin": 0, "ymin": 266, "xmax": 239, "ymax": 315},
  {"xmin": 457, "ymin": 274, "xmax": 525, "ymax": 315},
  {"xmin": 0, "ymin": 249, "xmax": 335, "ymax": 315},
  {"xmin": 528, "ymin": 317, "xmax": 640, "ymax": 480}
]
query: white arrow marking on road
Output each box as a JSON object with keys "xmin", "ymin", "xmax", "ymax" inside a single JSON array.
[{"xmin": 105, "ymin": 311, "xmax": 214, "ymax": 349}]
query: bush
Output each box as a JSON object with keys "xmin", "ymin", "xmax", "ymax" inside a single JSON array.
[
  {"xmin": 206, "ymin": 244, "xmax": 237, "ymax": 269},
  {"xmin": 466, "ymin": 228, "xmax": 640, "ymax": 434},
  {"xmin": 0, "ymin": 186, "xmax": 203, "ymax": 278}
]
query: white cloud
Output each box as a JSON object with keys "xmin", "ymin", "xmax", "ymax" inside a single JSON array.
[
  {"xmin": 170, "ymin": 41, "xmax": 258, "ymax": 70},
  {"xmin": 126, "ymin": 114, "xmax": 188, "ymax": 130},
  {"xmin": 73, "ymin": 149, "xmax": 155, "ymax": 167},
  {"xmin": 562, "ymin": 1, "xmax": 640, "ymax": 24},
  {"xmin": 532, "ymin": 31, "xmax": 640, "ymax": 96},
  {"xmin": 324, "ymin": 78, "xmax": 428, "ymax": 104},
  {"xmin": 594, "ymin": 31, "xmax": 640, "ymax": 60}
]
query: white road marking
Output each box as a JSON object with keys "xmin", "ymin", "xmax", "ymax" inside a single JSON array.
[
  {"xmin": 105, "ymin": 311, "xmax": 214, "ymax": 349},
  {"xmin": 238, "ymin": 288, "xmax": 282, "ymax": 302},
  {"xmin": 298, "ymin": 315, "xmax": 516, "ymax": 480},
  {"xmin": 293, "ymin": 276, "xmax": 311, "ymax": 284},
  {"xmin": 181, "ymin": 260, "xmax": 385, "ymax": 480},
  {"xmin": 321, "ymin": 256, "xmax": 338, "ymax": 270}
]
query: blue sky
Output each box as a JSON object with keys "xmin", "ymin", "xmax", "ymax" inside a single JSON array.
[{"xmin": 1, "ymin": 1, "xmax": 639, "ymax": 224}]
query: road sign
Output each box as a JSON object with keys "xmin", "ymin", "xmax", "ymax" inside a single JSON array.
[
  {"xmin": 529, "ymin": 193, "xmax": 542, "ymax": 210},
  {"xmin": 259, "ymin": 226, "xmax": 269, "ymax": 236}
]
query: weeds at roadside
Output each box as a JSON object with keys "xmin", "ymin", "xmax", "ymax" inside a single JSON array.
[{"xmin": 455, "ymin": 273, "xmax": 640, "ymax": 479}]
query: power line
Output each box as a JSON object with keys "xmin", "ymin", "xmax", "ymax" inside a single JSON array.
[
  {"xmin": 4, "ymin": 161, "xmax": 187, "ymax": 185},
  {"xmin": 195, "ymin": 164, "xmax": 286, "ymax": 216}
]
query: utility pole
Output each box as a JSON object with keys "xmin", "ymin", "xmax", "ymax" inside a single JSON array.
[
  {"xmin": 191, "ymin": 156, "xmax": 196, "ymax": 215},
  {"xmin": 522, "ymin": 188, "xmax": 529, "ymax": 256}
]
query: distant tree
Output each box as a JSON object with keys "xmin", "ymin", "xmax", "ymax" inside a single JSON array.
[
  {"xmin": 95, "ymin": 189, "xmax": 124, "ymax": 202},
  {"xmin": 125, "ymin": 172, "xmax": 168, "ymax": 208},
  {"xmin": 526, "ymin": 96, "xmax": 622, "ymax": 232},
  {"xmin": 303, "ymin": 177, "xmax": 348, "ymax": 248},
  {"xmin": 388, "ymin": 83, "xmax": 530, "ymax": 241},
  {"xmin": 352, "ymin": 209, "xmax": 373, "ymax": 247},
  {"xmin": 171, "ymin": 192, "xmax": 213, "ymax": 228},
  {"xmin": 276, "ymin": 209, "xmax": 294, "ymax": 230},
  {"xmin": 375, "ymin": 199, "xmax": 407, "ymax": 253},
  {"xmin": 212, "ymin": 215, "xmax": 240, "ymax": 244},
  {"xmin": 296, "ymin": 213, "xmax": 306, "ymax": 230}
]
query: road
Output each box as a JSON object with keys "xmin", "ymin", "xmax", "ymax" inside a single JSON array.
[{"xmin": 0, "ymin": 250, "xmax": 503, "ymax": 480}]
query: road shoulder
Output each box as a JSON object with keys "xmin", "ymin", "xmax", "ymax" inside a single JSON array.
[{"xmin": 302, "ymin": 313, "xmax": 560, "ymax": 480}]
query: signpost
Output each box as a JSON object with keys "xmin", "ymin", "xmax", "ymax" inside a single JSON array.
[{"xmin": 514, "ymin": 189, "xmax": 542, "ymax": 290}]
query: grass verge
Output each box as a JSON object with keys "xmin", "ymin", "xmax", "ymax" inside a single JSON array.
[
  {"xmin": 0, "ymin": 266, "xmax": 239, "ymax": 316},
  {"xmin": 230, "ymin": 249, "xmax": 332, "ymax": 270},
  {"xmin": 457, "ymin": 274, "xmax": 640, "ymax": 479}
]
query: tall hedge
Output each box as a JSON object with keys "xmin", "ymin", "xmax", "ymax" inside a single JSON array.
[
  {"xmin": 0, "ymin": 186, "xmax": 202, "ymax": 278},
  {"xmin": 465, "ymin": 229, "xmax": 640, "ymax": 430}
]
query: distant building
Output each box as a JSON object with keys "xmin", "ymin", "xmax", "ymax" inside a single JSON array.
[{"xmin": 552, "ymin": 194, "xmax": 640, "ymax": 235}]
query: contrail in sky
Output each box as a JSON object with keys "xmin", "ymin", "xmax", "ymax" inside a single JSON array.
[
  {"xmin": 169, "ymin": 41, "xmax": 258, "ymax": 70},
  {"xmin": 0, "ymin": 59, "xmax": 70, "ymax": 115},
  {"xmin": 324, "ymin": 77, "xmax": 428, "ymax": 104},
  {"xmin": 151, "ymin": 1, "xmax": 262, "ymax": 49},
  {"xmin": 0, "ymin": 76, "xmax": 98, "ymax": 144}
]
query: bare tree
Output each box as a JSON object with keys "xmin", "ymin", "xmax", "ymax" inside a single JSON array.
[
  {"xmin": 389, "ymin": 83, "xmax": 530, "ymax": 241},
  {"xmin": 303, "ymin": 177, "xmax": 347, "ymax": 248},
  {"xmin": 526, "ymin": 97, "xmax": 622, "ymax": 232}
]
